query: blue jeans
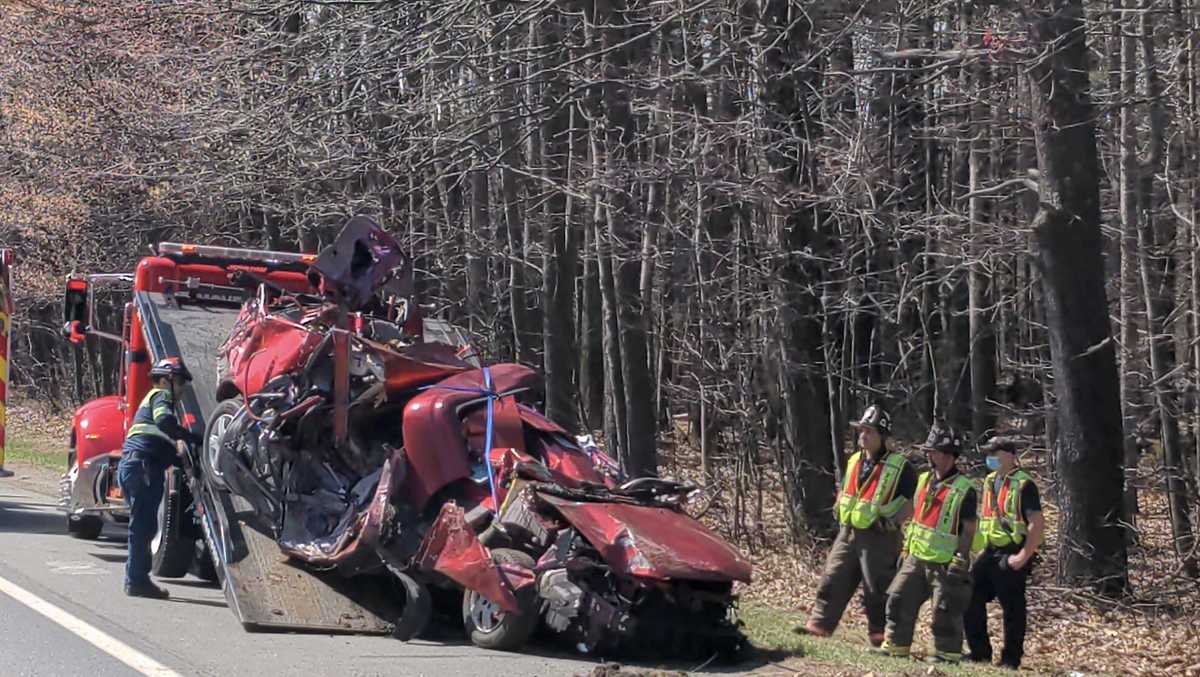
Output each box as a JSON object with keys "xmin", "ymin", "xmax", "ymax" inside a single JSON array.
[{"xmin": 117, "ymin": 452, "xmax": 165, "ymax": 587}]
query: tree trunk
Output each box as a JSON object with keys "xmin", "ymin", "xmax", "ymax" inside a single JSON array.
[
  {"xmin": 494, "ymin": 30, "xmax": 532, "ymax": 365},
  {"xmin": 1137, "ymin": 217, "xmax": 1200, "ymax": 578},
  {"xmin": 593, "ymin": 0, "xmax": 656, "ymax": 478},
  {"xmin": 540, "ymin": 21, "xmax": 577, "ymax": 430},
  {"xmin": 759, "ymin": 0, "xmax": 836, "ymax": 537},
  {"xmin": 1117, "ymin": 0, "xmax": 1142, "ymax": 530},
  {"xmin": 468, "ymin": 160, "xmax": 490, "ymax": 336},
  {"xmin": 579, "ymin": 194, "xmax": 605, "ymax": 431},
  {"xmin": 1134, "ymin": 2, "xmax": 1197, "ymax": 578},
  {"xmin": 967, "ymin": 138, "xmax": 995, "ymax": 442},
  {"xmin": 590, "ymin": 121, "xmax": 627, "ymax": 465},
  {"xmin": 1024, "ymin": 0, "xmax": 1129, "ymax": 595}
]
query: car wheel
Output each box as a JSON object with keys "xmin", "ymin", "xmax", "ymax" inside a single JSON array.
[
  {"xmin": 461, "ymin": 549, "xmax": 538, "ymax": 652},
  {"xmin": 204, "ymin": 399, "xmax": 242, "ymax": 489}
]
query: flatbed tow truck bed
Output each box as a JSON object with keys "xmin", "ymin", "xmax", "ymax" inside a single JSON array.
[{"xmin": 135, "ymin": 290, "xmax": 399, "ymax": 635}]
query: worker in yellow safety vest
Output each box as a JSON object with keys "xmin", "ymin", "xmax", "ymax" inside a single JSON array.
[
  {"xmin": 803, "ymin": 404, "xmax": 918, "ymax": 647},
  {"xmin": 117, "ymin": 357, "xmax": 203, "ymax": 600},
  {"xmin": 964, "ymin": 436, "xmax": 1044, "ymax": 670},
  {"xmin": 873, "ymin": 421, "xmax": 977, "ymax": 663}
]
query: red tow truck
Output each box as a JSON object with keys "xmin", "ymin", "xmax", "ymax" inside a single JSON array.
[
  {"xmin": 59, "ymin": 244, "xmax": 319, "ymax": 578},
  {"xmin": 60, "ymin": 240, "xmax": 477, "ymax": 626}
]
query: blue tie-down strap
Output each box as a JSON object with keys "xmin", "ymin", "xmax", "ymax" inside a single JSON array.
[{"xmin": 420, "ymin": 367, "xmax": 501, "ymax": 512}]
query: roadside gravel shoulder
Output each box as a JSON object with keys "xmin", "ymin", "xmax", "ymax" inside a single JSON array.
[{"xmin": 3, "ymin": 459, "xmax": 64, "ymax": 498}]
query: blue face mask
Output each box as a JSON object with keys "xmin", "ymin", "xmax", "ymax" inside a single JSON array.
[{"xmin": 985, "ymin": 455, "xmax": 1001, "ymax": 471}]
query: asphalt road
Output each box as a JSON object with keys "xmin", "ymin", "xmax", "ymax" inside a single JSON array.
[{"xmin": 0, "ymin": 482, "xmax": 610, "ymax": 677}]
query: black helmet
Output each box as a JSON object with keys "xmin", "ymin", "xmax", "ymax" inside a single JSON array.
[
  {"xmin": 149, "ymin": 356, "xmax": 192, "ymax": 382},
  {"xmin": 851, "ymin": 404, "xmax": 892, "ymax": 436},
  {"xmin": 918, "ymin": 421, "xmax": 963, "ymax": 457}
]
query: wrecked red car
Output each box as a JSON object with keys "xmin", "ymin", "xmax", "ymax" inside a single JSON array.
[{"xmin": 198, "ymin": 216, "xmax": 752, "ymax": 657}]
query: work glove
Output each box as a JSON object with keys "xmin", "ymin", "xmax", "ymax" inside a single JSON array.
[{"xmin": 948, "ymin": 554, "xmax": 970, "ymax": 580}]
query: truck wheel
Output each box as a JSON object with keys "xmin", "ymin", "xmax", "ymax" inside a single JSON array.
[
  {"xmin": 67, "ymin": 514, "xmax": 104, "ymax": 540},
  {"xmin": 151, "ymin": 467, "xmax": 195, "ymax": 578},
  {"xmin": 461, "ymin": 549, "xmax": 538, "ymax": 652}
]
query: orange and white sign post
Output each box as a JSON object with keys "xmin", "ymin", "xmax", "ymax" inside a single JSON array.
[{"xmin": 0, "ymin": 249, "xmax": 12, "ymax": 477}]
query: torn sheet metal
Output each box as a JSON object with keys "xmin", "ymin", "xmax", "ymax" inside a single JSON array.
[
  {"xmin": 309, "ymin": 215, "xmax": 412, "ymax": 311},
  {"xmin": 414, "ymin": 503, "xmax": 534, "ymax": 613}
]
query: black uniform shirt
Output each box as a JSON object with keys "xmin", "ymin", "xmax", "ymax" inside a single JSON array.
[{"xmin": 1020, "ymin": 481, "xmax": 1041, "ymax": 521}]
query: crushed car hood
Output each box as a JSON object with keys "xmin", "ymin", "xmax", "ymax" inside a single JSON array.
[{"xmin": 539, "ymin": 494, "xmax": 753, "ymax": 583}]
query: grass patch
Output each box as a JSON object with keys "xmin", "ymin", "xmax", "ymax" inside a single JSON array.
[
  {"xmin": 740, "ymin": 602, "xmax": 1015, "ymax": 675},
  {"xmin": 3, "ymin": 437, "xmax": 67, "ymax": 472}
]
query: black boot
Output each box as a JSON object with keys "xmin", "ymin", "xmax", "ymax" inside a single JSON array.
[{"xmin": 125, "ymin": 580, "xmax": 169, "ymax": 599}]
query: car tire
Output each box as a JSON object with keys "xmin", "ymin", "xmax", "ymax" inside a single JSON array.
[
  {"xmin": 461, "ymin": 548, "xmax": 538, "ymax": 652},
  {"xmin": 204, "ymin": 399, "xmax": 242, "ymax": 489},
  {"xmin": 151, "ymin": 467, "xmax": 194, "ymax": 578}
]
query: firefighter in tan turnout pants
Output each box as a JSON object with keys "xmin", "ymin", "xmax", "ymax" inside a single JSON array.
[
  {"xmin": 804, "ymin": 405, "xmax": 918, "ymax": 647},
  {"xmin": 874, "ymin": 422, "xmax": 977, "ymax": 663}
]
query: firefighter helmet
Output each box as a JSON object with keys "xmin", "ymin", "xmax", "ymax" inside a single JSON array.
[
  {"xmin": 851, "ymin": 404, "xmax": 892, "ymax": 436},
  {"xmin": 149, "ymin": 356, "xmax": 193, "ymax": 382},
  {"xmin": 918, "ymin": 421, "xmax": 963, "ymax": 457}
]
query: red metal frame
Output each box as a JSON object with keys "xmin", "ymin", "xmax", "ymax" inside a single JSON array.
[{"xmin": 71, "ymin": 254, "xmax": 316, "ymax": 472}]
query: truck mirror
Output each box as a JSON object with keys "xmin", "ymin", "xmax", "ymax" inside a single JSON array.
[{"xmin": 63, "ymin": 277, "xmax": 89, "ymax": 342}]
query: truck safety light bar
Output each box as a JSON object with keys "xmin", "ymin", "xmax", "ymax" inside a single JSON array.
[{"xmin": 157, "ymin": 242, "xmax": 317, "ymax": 267}]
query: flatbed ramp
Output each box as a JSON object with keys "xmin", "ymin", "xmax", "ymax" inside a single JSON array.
[
  {"xmin": 220, "ymin": 496, "xmax": 399, "ymax": 634},
  {"xmin": 135, "ymin": 290, "xmax": 398, "ymax": 635}
]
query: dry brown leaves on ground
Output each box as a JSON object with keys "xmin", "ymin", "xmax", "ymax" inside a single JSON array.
[{"xmin": 7, "ymin": 395, "xmax": 72, "ymax": 447}]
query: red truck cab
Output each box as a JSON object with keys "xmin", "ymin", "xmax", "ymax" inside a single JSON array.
[{"xmin": 60, "ymin": 245, "xmax": 317, "ymax": 553}]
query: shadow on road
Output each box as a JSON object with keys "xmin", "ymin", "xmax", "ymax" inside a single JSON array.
[
  {"xmin": 0, "ymin": 500, "xmax": 68, "ymax": 535},
  {"xmin": 164, "ymin": 596, "xmax": 228, "ymax": 610},
  {"xmin": 410, "ymin": 615, "xmax": 778, "ymax": 675},
  {"xmin": 88, "ymin": 552, "xmax": 128, "ymax": 564},
  {"xmin": 167, "ymin": 579, "xmax": 222, "ymax": 590}
]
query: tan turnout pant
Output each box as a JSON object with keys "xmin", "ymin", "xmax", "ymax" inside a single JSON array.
[
  {"xmin": 883, "ymin": 555, "xmax": 972, "ymax": 656},
  {"xmin": 809, "ymin": 525, "xmax": 902, "ymax": 635}
]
